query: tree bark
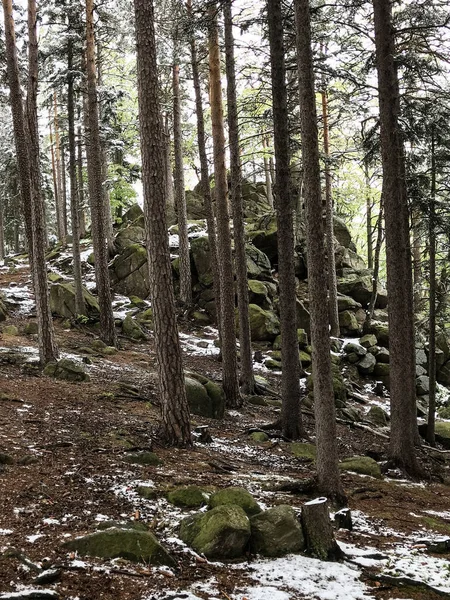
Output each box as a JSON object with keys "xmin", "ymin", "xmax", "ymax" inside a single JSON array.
[
  {"xmin": 263, "ymin": 136, "xmax": 274, "ymax": 207},
  {"xmin": 188, "ymin": 0, "xmax": 221, "ymax": 329},
  {"xmin": 294, "ymin": 0, "xmax": 344, "ymax": 500},
  {"xmin": 134, "ymin": 0, "xmax": 191, "ymax": 446},
  {"xmin": 364, "ymin": 160, "xmax": 373, "ymax": 270},
  {"xmin": 0, "ymin": 197, "xmax": 5, "ymax": 262},
  {"xmin": 77, "ymin": 119, "xmax": 87, "ymax": 239},
  {"xmin": 372, "ymin": 0, "xmax": 419, "ymax": 473},
  {"xmin": 67, "ymin": 34, "xmax": 85, "ymax": 316},
  {"xmin": 224, "ymin": 0, "xmax": 254, "ymax": 395},
  {"xmin": 2, "ymin": 0, "xmax": 34, "ymax": 267},
  {"xmin": 164, "ymin": 113, "xmax": 176, "ymax": 225},
  {"xmin": 208, "ymin": 4, "xmax": 241, "ymax": 408},
  {"xmin": 267, "ymin": 0, "xmax": 302, "ymax": 438},
  {"xmin": 364, "ymin": 199, "xmax": 384, "ymax": 329},
  {"xmin": 426, "ymin": 127, "xmax": 436, "ymax": 446},
  {"xmin": 48, "ymin": 113, "xmax": 61, "ymax": 241},
  {"xmin": 320, "ymin": 84, "xmax": 340, "ymax": 337},
  {"xmin": 172, "ymin": 52, "xmax": 192, "ymax": 306},
  {"xmin": 26, "ymin": 0, "xmax": 59, "ymax": 364},
  {"xmin": 85, "ymin": 0, "xmax": 117, "ymax": 346},
  {"xmin": 53, "ymin": 91, "xmax": 66, "ymax": 243}
]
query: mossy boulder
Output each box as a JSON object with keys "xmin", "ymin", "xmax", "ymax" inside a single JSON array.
[
  {"xmin": 337, "ymin": 294, "xmax": 361, "ymax": 312},
  {"xmin": 249, "ymin": 431, "xmax": 269, "ymax": 443},
  {"xmin": 191, "ymin": 236, "xmax": 213, "ymax": 286},
  {"xmin": 48, "ymin": 271, "xmax": 64, "ymax": 283},
  {"xmin": 435, "ymin": 422, "xmax": 450, "ymax": 449},
  {"xmin": 2, "ymin": 325, "xmax": 19, "ymax": 336},
  {"xmin": 437, "ymin": 360, "xmax": 450, "ymax": 386},
  {"xmin": 291, "ymin": 442, "xmax": 316, "ymax": 462},
  {"xmin": 185, "ymin": 375, "xmax": 225, "ymax": 419},
  {"xmin": 24, "ymin": 321, "xmax": 38, "ymax": 335},
  {"xmin": 44, "ymin": 358, "xmax": 89, "ymax": 382},
  {"xmin": 49, "ymin": 282, "xmax": 100, "ymax": 319},
  {"xmin": 63, "ymin": 528, "xmax": 175, "ymax": 566},
  {"xmin": 250, "ymin": 505, "xmax": 304, "ymax": 557},
  {"xmin": 244, "ymin": 304, "xmax": 280, "ymax": 342},
  {"xmin": 109, "ymin": 244, "xmax": 150, "ymax": 299},
  {"xmin": 339, "ymin": 456, "xmax": 381, "ymax": 479},
  {"xmin": 122, "ymin": 203, "xmax": 144, "ymax": 226},
  {"xmin": 248, "ymin": 280, "xmax": 272, "ymax": 309},
  {"xmin": 179, "ymin": 504, "xmax": 250, "ymax": 559},
  {"xmin": 122, "ymin": 315, "xmax": 148, "ymax": 341},
  {"xmin": 369, "ymin": 323, "xmax": 390, "ymax": 348},
  {"xmin": 123, "ymin": 452, "xmax": 162, "ymax": 466},
  {"xmin": 245, "ymin": 244, "xmax": 272, "ymax": 281},
  {"xmin": 366, "ymin": 405, "xmax": 388, "ymax": 427},
  {"xmin": 374, "ymin": 363, "xmax": 390, "ymax": 377},
  {"xmin": 357, "ymin": 352, "xmax": 376, "ymax": 375},
  {"xmin": 167, "ymin": 485, "xmax": 207, "ymax": 508},
  {"xmin": 339, "ymin": 310, "xmax": 360, "ymax": 333},
  {"xmin": 307, "ymin": 364, "xmax": 347, "ymax": 404},
  {"xmin": 247, "ymin": 212, "xmax": 278, "ymax": 261},
  {"xmin": 344, "ymin": 342, "xmax": 367, "ymax": 357},
  {"xmin": 136, "ymin": 486, "xmax": 158, "ymax": 500},
  {"xmin": 273, "ymin": 328, "xmax": 308, "ymax": 351},
  {"xmin": 114, "ymin": 225, "xmax": 146, "ymax": 253},
  {"xmin": 209, "ymin": 487, "xmax": 261, "ymax": 516},
  {"xmin": 359, "ymin": 334, "xmax": 377, "ymax": 349}
]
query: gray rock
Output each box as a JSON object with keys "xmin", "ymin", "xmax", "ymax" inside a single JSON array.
[
  {"xmin": 357, "ymin": 352, "xmax": 377, "ymax": 375},
  {"xmin": 344, "ymin": 342, "xmax": 367, "ymax": 357},
  {"xmin": 49, "ymin": 282, "xmax": 99, "ymax": 319},
  {"xmin": 416, "ymin": 375, "xmax": 430, "ymax": 396},
  {"xmin": 250, "ymin": 505, "xmax": 305, "ymax": 557},
  {"xmin": 43, "ymin": 359, "xmax": 89, "ymax": 382},
  {"xmin": 366, "ymin": 405, "xmax": 388, "ymax": 427},
  {"xmin": 209, "ymin": 487, "xmax": 261, "ymax": 516}
]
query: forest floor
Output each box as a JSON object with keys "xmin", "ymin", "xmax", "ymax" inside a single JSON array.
[{"xmin": 1, "ymin": 262, "xmax": 450, "ymax": 600}]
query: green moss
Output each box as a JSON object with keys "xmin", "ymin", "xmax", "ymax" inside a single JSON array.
[
  {"xmin": 123, "ymin": 452, "xmax": 162, "ymax": 466},
  {"xmin": 209, "ymin": 487, "xmax": 261, "ymax": 516},
  {"xmin": 167, "ymin": 485, "xmax": 207, "ymax": 508},
  {"xmin": 291, "ymin": 443, "xmax": 316, "ymax": 462},
  {"xmin": 136, "ymin": 486, "xmax": 158, "ymax": 500},
  {"xmin": 339, "ymin": 456, "xmax": 381, "ymax": 479},
  {"xmin": 250, "ymin": 432, "xmax": 270, "ymax": 443}
]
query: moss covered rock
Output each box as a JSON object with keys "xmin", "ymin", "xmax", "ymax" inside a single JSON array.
[
  {"xmin": 357, "ymin": 352, "xmax": 376, "ymax": 375},
  {"xmin": 179, "ymin": 505, "xmax": 250, "ymax": 559},
  {"xmin": 359, "ymin": 334, "xmax": 377, "ymax": 348},
  {"xmin": 291, "ymin": 443, "xmax": 316, "ymax": 462},
  {"xmin": 249, "ymin": 431, "xmax": 269, "ymax": 443},
  {"xmin": 123, "ymin": 452, "xmax": 162, "ymax": 466},
  {"xmin": 122, "ymin": 315, "xmax": 148, "ymax": 341},
  {"xmin": 185, "ymin": 375, "xmax": 225, "ymax": 419},
  {"xmin": 366, "ymin": 405, "xmax": 388, "ymax": 427},
  {"xmin": 109, "ymin": 244, "xmax": 150, "ymax": 299},
  {"xmin": 339, "ymin": 456, "xmax": 381, "ymax": 479},
  {"xmin": 250, "ymin": 505, "xmax": 304, "ymax": 557},
  {"xmin": 339, "ymin": 310, "xmax": 360, "ymax": 333},
  {"xmin": 24, "ymin": 321, "xmax": 38, "ymax": 335},
  {"xmin": 63, "ymin": 528, "xmax": 175, "ymax": 566},
  {"xmin": 44, "ymin": 359, "xmax": 89, "ymax": 382},
  {"xmin": 209, "ymin": 487, "xmax": 261, "ymax": 516},
  {"xmin": 244, "ymin": 304, "xmax": 280, "ymax": 342},
  {"xmin": 2, "ymin": 325, "xmax": 19, "ymax": 336},
  {"xmin": 167, "ymin": 485, "xmax": 207, "ymax": 508},
  {"xmin": 49, "ymin": 282, "xmax": 100, "ymax": 319}
]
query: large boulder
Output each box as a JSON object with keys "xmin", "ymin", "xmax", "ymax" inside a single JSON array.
[
  {"xmin": 339, "ymin": 310, "xmax": 360, "ymax": 334},
  {"xmin": 339, "ymin": 456, "xmax": 382, "ymax": 479},
  {"xmin": 109, "ymin": 244, "xmax": 150, "ymax": 299},
  {"xmin": 250, "ymin": 505, "xmax": 305, "ymax": 557},
  {"xmin": 248, "ymin": 280, "xmax": 272, "ymax": 309},
  {"xmin": 357, "ymin": 352, "xmax": 376, "ymax": 375},
  {"xmin": 63, "ymin": 527, "xmax": 175, "ymax": 566},
  {"xmin": 437, "ymin": 360, "xmax": 450, "ymax": 385},
  {"xmin": 247, "ymin": 212, "xmax": 278, "ymax": 261},
  {"xmin": 333, "ymin": 215, "xmax": 355, "ymax": 250},
  {"xmin": 209, "ymin": 487, "xmax": 261, "ymax": 516},
  {"xmin": 179, "ymin": 505, "xmax": 250, "ymax": 559},
  {"xmin": 245, "ymin": 244, "xmax": 272, "ymax": 281},
  {"xmin": 241, "ymin": 181, "xmax": 272, "ymax": 218},
  {"xmin": 121, "ymin": 203, "xmax": 144, "ymax": 227},
  {"xmin": 245, "ymin": 304, "xmax": 280, "ymax": 342},
  {"xmin": 44, "ymin": 358, "xmax": 89, "ymax": 382},
  {"xmin": 335, "ymin": 246, "xmax": 366, "ymax": 271},
  {"xmin": 114, "ymin": 225, "xmax": 145, "ymax": 254},
  {"xmin": 185, "ymin": 374, "xmax": 225, "ymax": 419},
  {"xmin": 49, "ymin": 282, "xmax": 99, "ymax": 319},
  {"xmin": 191, "ymin": 236, "xmax": 213, "ymax": 286},
  {"xmin": 337, "ymin": 273, "xmax": 387, "ymax": 308},
  {"xmin": 122, "ymin": 315, "xmax": 148, "ymax": 341},
  {"xmin": 186, "ymin": 189, "xmax": 207, "ymax": 220}
]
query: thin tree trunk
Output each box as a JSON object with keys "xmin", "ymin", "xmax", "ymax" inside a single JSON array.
[
  {"xmin": 53, "ymin": 91, "xmax": 66, "ymax": 243},
  {"xmin": 364, "ymin": 160, "xmax": 373, "ymax": 270},
  {"xmin": 188, "ymin": 0, "xmax": 221, "ymax": 329},
  {"xmin": 85, "ymin": 0, "xmax": 117, "ymax": 346},
  {"xmin": 68, "ymin": 35, "xmax": 85, "ymax": 316},
  {"xmin": 263, "ymin": 136, "xmax": 274, "ymax": 207},
  {"xmin": 364, "ymin": 199, "xmax": 384, "ymax": 329},
  {"xmin": 77, "ymin": 119, "xmax": 87, "ymax": 238},
  {"xmin": 426, "ymin": 128, "xmax": 436, "ymax": 446},
  {"xmin": 224, "ymin": 0, "xmax": 254, "ymax": 395},
  {"xmin": 134, "ymin": 0, "xmax": 191, "ymax": 446},
  {"xmin": 294, "ymin": 0, "xmax": 345, "ymax": 501},
  {"xmin": 164, "ymin": 113, "xmax": 176, "ymax": 225},
  {"xmin": 61, "ymin": 142, "xmax": 68, "ymax": 238},
  {"xmin": 172, "ymin": 52, "xmax": 192, "ymax": 306},
  {"xmin": 26, "ymin": 0, "xmax": 59, "ymax": 364},
  {"xmin": 268, "ymin": 0, "xmax": 302, "ymax": 439},
  {"xmin": 2, "ymin": 0, "xmax": 34, "ymax": 268},
  {"xmin": 49, "ymin": 113, "xmax": 61, "ymax": 241},
  {"xmin": 208, "ymin": 4, "xmax": 241, "ymax": 408},
  {"xmin": 320, "ymin": 84, "xmax": 339, "ymax": 337},
  {"xmin": 0, "ymin": 197, "xmax": 5, "ymax": 262},
  {"xmin": 412, "ymin": 212, "xmax": 422, "ymax": 314},
  {"xmin": 372, "ymin": 0, "xmax": 419, "ymax": 474}
]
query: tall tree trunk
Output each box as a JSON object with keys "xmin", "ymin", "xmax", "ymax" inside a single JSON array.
[
  {"xmin": 77, "ymin": 119, "xmax": 87, "ymax": 238},
  {"xmin": 224, "ymin": 0, "xmax": 254, "ymax": 395},
  {"xmin": 320, "ymin": 84, "xmax": 339, "ymax": 337},
  {"xmin": 26, "ymin": 0, "xmax": 59, "ymax": 364},
  {"xmin": 263, "ymin": 136, "xmax": 274, "ymax": 207},
  {"xmin": 294, "ymin": 0, "xmax": 344, "ymax": 501},
  {"xmin": 208, "ymin": 4, "xmax": 241, "ymax": 408},
  {"xmin": 372, "ymin": 0, "xmax": 419, "ymax": 473},
  {"xmin": 61, "ymin": 142, "xmax": 68, "ymax": 238},
  {"xmin": 188, "ymin": 0, "xmax": 221, "ymax": 329},
  {"xmin": 53, "ymin": 91, "xmax": 66, "ymax": 243},
  {"xmin": 364, "ymin": 198, "xmax": 384, "ymax": 330},
  {"xmin": 49, "ymin": 113, "xmax": 61, "ymax": 241},
  {"xmin": 267, "ymin": 0, "xmax": 302, "ymax": 438},
  {"xmin": 134, "ymin": 0, "xmax": 191, "ymax": 446},
  {"xmin": 85, "ymin": 0, "xmax": 117, "ymax": 346},
  {"xmin": 164, "ymin": 113, "xmax": 176, "ymax": 225},
  {"xmin": 364, "ymin": 160, "xmax": 373, "ymax": 270},
  {"xmin": 412, "ymin": 212, "xmax": 422, "ymax": 314},
  {"xmin": 426, "ymin": 127, "xmax": 436, "ymax": 446},
  {"xmin": 2, "ymin": 0, "xmax": 34, "ymax": 267},
  {"xmin": 0, "ymin": 197, "xmax": 4, "ymax": 262},
  {"xmin": 68, "ymin": 35, "xmax": 85, "ymax": 316},
  {"xmin": 172, "ymin": 51, "xmax": 192, "ymax": 306}
]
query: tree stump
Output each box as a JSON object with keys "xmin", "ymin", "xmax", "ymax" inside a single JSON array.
[
  {"xmin": 301, "ymin": 497, "xmax": 343, "ymax": 560},
  {"xmin": 334, "ymin": 507, "xmax": 353, "ymax": 531}
]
